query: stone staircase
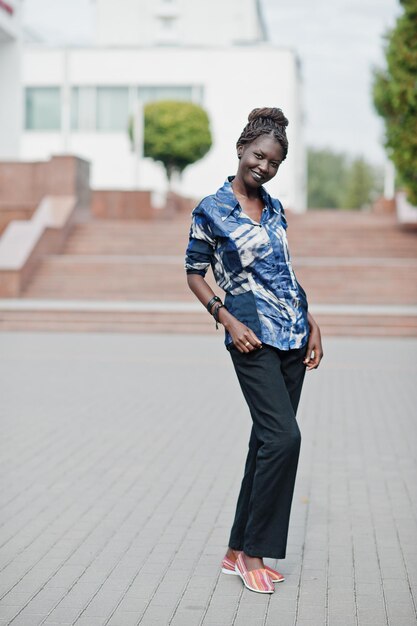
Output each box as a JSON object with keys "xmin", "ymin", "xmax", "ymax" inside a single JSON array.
[{"xmin": 1, "ymin": 210, "xmax": 416, "ymax": 336}]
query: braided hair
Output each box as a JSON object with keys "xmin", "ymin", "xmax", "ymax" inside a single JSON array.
[{"xmin": 236, "ymin": 107, "xmax": 289, "ymax": 160}]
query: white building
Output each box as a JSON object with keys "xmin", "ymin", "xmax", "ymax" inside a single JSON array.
[
  {"xmin": 21, "ymin": 0, "xmax": 306, "ymax": 211},
  {"xmin": 95, "ymin": 0, "xmax": 267, "ymax": 48},
  {"xmin": 0, "ymin": 0, "xmax": 23, "ymax": 159}
]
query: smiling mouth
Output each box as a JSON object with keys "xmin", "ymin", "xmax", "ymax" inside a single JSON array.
[{"xmin": 251, "ymin": 171, "xmax": 264, "ymax": 182}]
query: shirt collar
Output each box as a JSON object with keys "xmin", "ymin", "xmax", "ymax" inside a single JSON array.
[{"xmin": 215, "ymin": 176, "xmax": 281, "ymax": 221}]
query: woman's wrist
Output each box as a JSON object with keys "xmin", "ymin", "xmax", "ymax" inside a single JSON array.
[
  {"xmin": 307, "ymin": 312, "xmax": 317, "ymax": 330},
  {"xmin": 217, "ymin": 306, "xmax": 233, "ymax": 329},
  {"xmin": 206, "ymin": 295, "xmax": 222, "ymax": 314}
]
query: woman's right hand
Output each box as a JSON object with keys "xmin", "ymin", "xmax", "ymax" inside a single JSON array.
[
  {"xmin": 185, "ymin": 275, "xmax": 262, "ymax": 353},
  {"xmin": 218, "ymin": 308, "xmax": 262, "ymax": 353}
]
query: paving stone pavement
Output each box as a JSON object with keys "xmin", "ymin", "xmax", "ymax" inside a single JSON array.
[{"xmin": 0, "ymin": 332, "xmax": 416, "ymax": 626}]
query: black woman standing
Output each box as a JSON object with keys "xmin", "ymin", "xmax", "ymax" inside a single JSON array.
[{"xmin": 185, "ymin": 108, "xmax": 323, "ymax": 594}]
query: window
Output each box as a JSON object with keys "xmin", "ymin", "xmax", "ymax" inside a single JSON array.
[
  {"xmin": 138, "ymin": 85, "xmax": 195, "ymax": 104},
  {"xmin": 71, "ymin": 87, "xmax": 96, "ymax": 131},
  {"xmin": 96, "ymin": 87, "xmax": 129, "ymax": 131},
  {"xmin": 25, "ymin": 87, "xmax": 61, "ymax": 130},
  {"xmin": 33, "ymin": 84, "xmax": 203, "ymax": 133}
]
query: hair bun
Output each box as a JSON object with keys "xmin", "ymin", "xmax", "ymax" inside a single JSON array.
[
  {"xmin": 236, "ymin": 106, "xmax": 289, "ymax": 160},
  {"xmin": 248, "ymin": 107, "xmax": 289, "ymax": 128}
]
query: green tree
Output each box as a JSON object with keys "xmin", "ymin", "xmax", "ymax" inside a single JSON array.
[
  {"xmin": 342, "ymin": 157, "xmax": 378, "ymax": 209},
  {"xmin": 139, "ymin": 100, "xmax": 212, "ymax": 183},
  {"xmin": 373, "ymin": 0, "xmax": 417, "ymax": 205},
  {"xmin": 307, "ymin": 148, "xmax": 348, "ymax": 208},
  {"xmin": 307, "ymin": 148, "xmax": 382, "ymax": 209}
]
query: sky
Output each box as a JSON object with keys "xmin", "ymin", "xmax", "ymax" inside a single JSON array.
[
  {"xmin": 22, "ymin": 0, "xmax": 401, "ymax": 166},
  {"xmin": 262, "ymin": 0, "xmax": 401, "ymax": 164}
]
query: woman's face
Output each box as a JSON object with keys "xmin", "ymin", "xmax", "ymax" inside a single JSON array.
[{"xmin": 237, "ymin": 134, "xmax": 284, "ymax": 189}]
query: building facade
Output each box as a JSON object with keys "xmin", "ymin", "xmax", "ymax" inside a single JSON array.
[
  {"xmin": 20, "ymin": 0, "xmax": 306, "ymax": 211},
  {"xmin": 0, "ymin": 0, "xmax": 23, "ymax": 159},
  {"xmin": 95, "ymin": 0, "xmax": 267, "ymax": 47}
]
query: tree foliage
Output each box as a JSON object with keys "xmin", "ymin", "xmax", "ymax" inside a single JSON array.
[
  {"xmin": 343, "ymin": 157, "xmax": 379, "ymax": 209},
  {"xmin": 307, "ymin": 148, "xmax": 348, "ymax": 208},
  {"xmin": 307, "ymin": 148, "xmax": 382, "ymax": 209},
  {"xmin": 373, "ymin": 0, "xmax": 417, "ymax": 204},
  {"xmin": 142, "ymin": 100, "xmax": 212, "ymax": 182}
]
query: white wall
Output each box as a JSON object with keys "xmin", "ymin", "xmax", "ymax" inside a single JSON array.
[
  {"xmin": 95, "ymin": 0, "xmax": 265, "ymax": 47},
  {"xmin": 21, "ymin": 45, "xmax": 306, "ymax": 211},
  {"xmin": 0, "ymin": 0, "xmax": 22, "ymax": 159}
]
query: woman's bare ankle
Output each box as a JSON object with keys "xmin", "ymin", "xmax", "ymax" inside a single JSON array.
[
  {"xmin": 226, "ymin": 547, "xmax": 241, "ymax": 561},
  {"xmin": 242, "ymin": 551, "xmax": 264, "ymax": 571}
]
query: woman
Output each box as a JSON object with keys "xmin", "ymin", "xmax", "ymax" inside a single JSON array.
[{"xmin": 184, "ymin": 107, "xmax": 323, "ymax": 594}]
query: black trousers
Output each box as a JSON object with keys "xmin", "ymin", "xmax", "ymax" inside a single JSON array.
[{"xmin": 227, "ymin": 342, "xmax": 307, "ymax": 559}]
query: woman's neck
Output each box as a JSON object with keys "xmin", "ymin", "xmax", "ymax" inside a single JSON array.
[{"xmin": 231, "ymin": 176, "xmax": 259, "ymax": 201}]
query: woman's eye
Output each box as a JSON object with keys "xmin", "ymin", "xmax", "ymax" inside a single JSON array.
[{"xmin": 254, "ymin": 153, "xmax": 262, "ymax": 158}]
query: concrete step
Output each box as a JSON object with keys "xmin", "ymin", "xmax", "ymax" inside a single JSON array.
[
  {"xmin": 21, "ymin": 255, "xmax": 417, "ymax": 305},
  {"xmin": 62, "ymin": 213, "xmax": 417, "ymax": 258},
  {"xmin": 63, "ymin": 222, "xmax": 190, "ymax": 256},
  {"xmin": 5, "ymin": 210, "xmax": 417, "ymax": 336},
  {"xmin": 1, "ymin": 306, "xmax": 416, "ymax": 337}
]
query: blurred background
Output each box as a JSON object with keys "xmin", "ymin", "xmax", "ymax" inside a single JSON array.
[{"xmin": 0, "ymin": 0, "xmax": 416, "ymax": 337}]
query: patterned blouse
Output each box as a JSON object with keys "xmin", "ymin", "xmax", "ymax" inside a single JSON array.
[{"xmin": 184, "ymin": 177, "xmax": 309, "ymax": 350}]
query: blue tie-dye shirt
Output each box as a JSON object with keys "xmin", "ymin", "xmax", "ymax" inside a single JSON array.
[{"xmin": 185, "ymin": 177, "xmax": 309, "ymax": 350}]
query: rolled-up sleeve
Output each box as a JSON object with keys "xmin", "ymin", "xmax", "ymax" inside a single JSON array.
[{"xmin": 184, "ymin": 208, "xmax": 216, "ymax": 277}]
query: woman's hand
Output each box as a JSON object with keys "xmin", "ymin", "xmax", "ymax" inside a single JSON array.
[
  {"xmin": 218, "ymin": 308, "xmax": 262, "ymax": 353},
  {"xmin": 186, "ymin": 275, "xmax": 262, "ymax": 352},
  {"xmin": 304, "ymin": 312, "xmax": 324, "ymax": 370}
]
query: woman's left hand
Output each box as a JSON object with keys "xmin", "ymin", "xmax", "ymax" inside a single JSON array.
[{"xmin": 304, "ymin": 313, "xmax": 323, "ymax": 370}]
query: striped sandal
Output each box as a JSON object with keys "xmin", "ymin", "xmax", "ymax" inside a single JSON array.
[
  {"xmin": 221, "ymin": 554, "xmax": 285, "ymax": 583},
  {"xmin": 234, "ymin": 552, "xmax": 274, "ymax": 594}
]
